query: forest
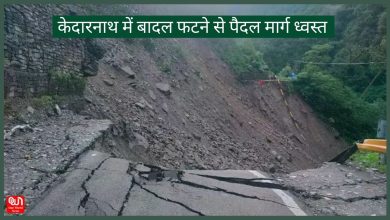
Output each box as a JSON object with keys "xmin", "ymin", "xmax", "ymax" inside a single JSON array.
[{"xmin": 211, "ymin": 4, "xmax": 386, "ymax": 143}]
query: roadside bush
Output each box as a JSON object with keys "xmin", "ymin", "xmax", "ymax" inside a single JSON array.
[
  {"xmin": 293, "ymin": 71, "xmax": 380, "ymax": 142},
  {"xmin": 32, "ymin": 95, "xmax": 54, "ymax": 109},
  {"xmin": 48, "ymin": 71, "xmax": 86, "ymax": 96},
  {"xmin": 350, "ymin": 151, "xmax": 386, "ymax": 173}
]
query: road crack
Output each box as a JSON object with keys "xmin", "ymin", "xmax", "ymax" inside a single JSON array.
[
  {"xmin": 173, "ymin": 176, "xmax": 295, "ymax": 209},
  {"xmin": 285, "ymin": 185, "xmax": 387, "ymax": 202},
  {"xmin": 133, "ymin": 179, "xmax": 205, "ymax": 216},
  {"xmin": 78, "ymin": 157, "xmax": 110, "ymax": 211},
  {"xmin": 190, "ymin": 173, "xmax": 286, "ymax": 190},
  {"xmin": 118, "ymin": 163, "xmax": 136, "ymax": 216}
]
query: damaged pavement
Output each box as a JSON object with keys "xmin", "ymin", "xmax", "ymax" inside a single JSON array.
[
  {"xmin": 3, "ymin": 110, "xmax": 113, "ymax": 209},
  {"xmin": 26, "ymin": 149, "xmax": 387, "ymax": 216},
  {"xmin": 278, "ymin": 162, "xmax": 387, "ymax": 216},
  {"xmin": 4, "ymin": 111, "xmax": 386, "ymax": 216},
  {"xmin": 27, "ymin": 150, "xmax": 309, "ymax": 216}
]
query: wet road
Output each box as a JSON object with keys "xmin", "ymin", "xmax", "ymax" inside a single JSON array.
[{"xmin": 27, "ymin": 150, "xmax": 307, "ymax": 216}]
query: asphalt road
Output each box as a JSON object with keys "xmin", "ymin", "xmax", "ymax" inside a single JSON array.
[{"xmin": 27, "ymin": 150, "xmax": 307, "ymax": 216}]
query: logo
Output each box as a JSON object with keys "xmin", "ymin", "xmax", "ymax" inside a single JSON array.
[{"xmin": 5, "ymin": 196, "xmax": 25, "ymax": 214}]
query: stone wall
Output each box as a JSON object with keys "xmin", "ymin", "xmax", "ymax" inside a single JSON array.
[{"xmin": 4, "ymin": 4, "xmax": 99, "ymax": 98}]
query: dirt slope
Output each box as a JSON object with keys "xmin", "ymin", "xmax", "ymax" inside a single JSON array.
[{"xmin": 83, "ymin": 38, "xmax": 346, "ymax": 173}]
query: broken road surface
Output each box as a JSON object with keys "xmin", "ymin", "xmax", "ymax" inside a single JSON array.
[
  {"xmin": 279, "ymin": 162, "xmax": 387, "ymax": 216},
  {"xmin": 27, "ymin": 150, "xmax": 308, "ymax": 216}
]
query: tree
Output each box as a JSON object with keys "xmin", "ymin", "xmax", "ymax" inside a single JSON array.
[{"xmin": 212, "ymin": 39, "xmax": 268, "ymax": 82}]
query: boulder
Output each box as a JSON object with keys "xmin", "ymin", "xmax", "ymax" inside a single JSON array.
[
  {"xmin": 162, "ymin": 103, "xmax": 169, "ymax": 113},
  {"xmin": 135, "ymin": 97, "xmax": 153, "ymax": 110},
  {"xmin": 27, "ymin": 106, "xmax": 35, "ymax": 114},
  {"xmin": 4, "ymin": 124, "xmax": 34, "ymax": 140},
  {"xmin": 148, "ymin": 90, "xmax": 156, "ymax": 101},
  {"xmin": 155, "ymin": 83, "xmax": 171, "ymax": 95},
  {"xmin": 54, "ymin": 104, "xmax": 62, "ymax": 116},
  {"xmin": 134, "ymin": 133, "xmax": 149, "ymax": 148},
  {"xmin": 120, "ymin": 66, "xmax": 136, "ymax": 79},
  {"xmin": 103, "ymin": 79, "xmax": 114, "ymax": 86}
]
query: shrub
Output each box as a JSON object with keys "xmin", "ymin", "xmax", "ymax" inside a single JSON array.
[
  {"xmin": 212, "ymin": 40, "xmax": 268, "ymax": 83},
  {"xmin": 293, "ymin": 71, "xmax": 380, "ymax": 142},
  {"xmin": 32, "ymin": 95, "xmax": 54, "ymax": 109},
  {"xmin": 48, "ymin": 71, "xmax": 86, "ymax": 96},
  {"xmin": 159, "ymin": 61, "xmax": 172, "ymax": 75},
  {"xmin": 350, "ymin": 151, "xmax": 386, "ymax": 173}
]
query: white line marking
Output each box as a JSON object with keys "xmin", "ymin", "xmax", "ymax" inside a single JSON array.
[{"xmin": 248, "ymin": 170, "xmax": 307, "ymax": 216}]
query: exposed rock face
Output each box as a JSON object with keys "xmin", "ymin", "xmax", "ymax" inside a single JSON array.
[{"xmin": 4, "ymin": 4, "xmax": 103, "ymax": 98}]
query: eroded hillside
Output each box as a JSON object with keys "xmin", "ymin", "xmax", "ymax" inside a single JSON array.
[{"xmin": 82, "ymin": 38, "xmax": 346, "ymax": 173}]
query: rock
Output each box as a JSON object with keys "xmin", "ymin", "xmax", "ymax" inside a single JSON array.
[
  {"xmin": 320, "ymin": 208, "xmax": 333, "ymax": 215},
  {"xmin": 85, "ymin": 96, "xmax": 92, "ymax": 103},
  {"xmin": 27, "ymin": 106, "xmax": 35, "ymax": 114},
  {"xmin": 120, "ymin": 66, "xmax": 136, "ymax": 78},
  {"xmin": 135, "ymin": 97, "xmax": 153, "ymax": 110},
  {"xmin": 135, "ymin": 164, "xmax": 151, "ymax": 173},
  {"xmin": 54, "ymin": 104, "xmax": 61, "ymax": 116},
  {"xmin": 192, "ymin": 132, "xmax": 201, "ymax": 140},
  {"xmin": 135, "ymin": 102, "xmax": 145, "ymax": 109},
  {"xmin": 269, "ymin": 164, "xmax": 276, "ymax": 173},
  {"xmin": 134, "ymin": 133, "xmax": 149, "ymax": 148},
  {"xmin": 345, "ymin": 172, "xmax": 353, "ymax": 178},
  {"xmin": 162, "ymin": 103, "xmax": 169, "ymax": 113},
  {"xmin": 129, "ymin": 82, "xmax": 137, "ymax": 88},
  {"xmin": 4, "ymin": 124, "xmax": 34, "ymax": 140},
  {"xmin": 344, "ymin": 179, "xmax": 356, "ymax": 185},
  {"xmin": 144, "ymin": 100, "xmax": 153, "ymax": 109},
  {"xmin": 82, "ymin": 60, "xmax": 99, "ymax": 76},
  {"xmin": 270, "ymin": 150, "xmax": 278, "ymax": 156},
  {"xmin": 276, "ymin": 155, "xmax": 283, "ymax": 162},
  {"xmin": 103, "ymin": 79, "xmax": 114, "ymax": 86},
  {"xmin": 155, "ymin": 83, "xmax": 171, "ymax": 95},
  {"xmin": 148, "ymin": 90, "xmax": 156, "ymax": 101}
]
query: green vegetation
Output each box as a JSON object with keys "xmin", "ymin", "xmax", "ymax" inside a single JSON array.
[
  {"xmin": 350, "ymin": 151, "xmax": 386, "ymax": 173},
  {"xmin": 211, "ymin": 39, "xmax": 268, "ymax": 82},
  {"xmin": 293, "ymin": 71, "xmax": 380, "ymax": 142},
  {"xmin": 291, "ymin": 41, "xmax": 382, "ymax": 142},
  {"xmin": 32, "ymin": 95, "xmax": 55, "ymax": 109},
  {"xmin": 293, "ymin": 5, "xmax": 386, "ymax": 142},
  {"xmin": 48, "ymin": 71, "xmax": 86, "ymax": 96},
  {"xmin": 213, "ymin": 5, "xmax": 385, "ymax": 143},
  {"xmin": 31, "ymin": 95, "xmax": 67, "ymax": 109},
  {"xmin": 158, "ymin": 60, "xmax": 172, "ymax": 75}
]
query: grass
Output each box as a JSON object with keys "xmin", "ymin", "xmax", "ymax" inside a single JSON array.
[{"xmin": 350, "ymin": 151, "xmax": 386, "ymax": 173}]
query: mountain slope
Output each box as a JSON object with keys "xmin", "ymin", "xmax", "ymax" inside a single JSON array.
[{"xmin": 83, "ymin": 38, "xmax": 346, "ymax": 173}]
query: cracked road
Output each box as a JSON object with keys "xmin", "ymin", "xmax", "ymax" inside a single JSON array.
[{"xmin": 27, "ymin": 150, "xmax": 308, "ymax": 216}]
